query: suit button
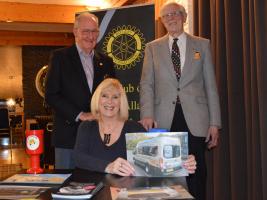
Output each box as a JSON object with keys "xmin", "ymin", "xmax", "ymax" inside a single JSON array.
[
  {"xmin": 177, "ymin": 88, "xmax": 180, "ymax": 91},
  {"xmin": 172, "ymin": 101, "xmax": 176, "ymax": 104}
]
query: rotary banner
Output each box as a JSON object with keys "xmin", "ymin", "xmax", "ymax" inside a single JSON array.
[{"xmin": 88, "ymin": 3, "xmax": 155, "ymax": 120}]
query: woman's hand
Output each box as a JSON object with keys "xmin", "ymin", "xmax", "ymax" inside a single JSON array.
[
  {"xmin": 105, "ymin": 157, "xmax": 135, "ymax": 176},
  {"xmin": 183, "ymin": 154, "xmax": 197, "ymax": 174}
]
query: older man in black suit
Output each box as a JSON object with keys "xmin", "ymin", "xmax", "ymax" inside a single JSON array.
[{"xmin": 45, "ymin": 12, "xmax": 115, "ymax": 169}]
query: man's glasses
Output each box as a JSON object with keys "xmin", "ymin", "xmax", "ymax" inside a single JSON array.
[
  {"xmin": 80, "ymin": 29, "xmax": 99, "ymax": 35},
  {"xmin": 161, "ymin": 11, "xmax": 182, "ymax": 20}
]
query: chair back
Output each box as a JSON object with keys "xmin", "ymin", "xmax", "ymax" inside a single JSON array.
[{"xmin": 0, "ymin": 108, "xmax": 10, "ymax": 136}]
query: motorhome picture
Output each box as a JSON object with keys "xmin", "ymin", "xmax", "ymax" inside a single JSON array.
[{"xmin": 132, "ymin": 136, "xmax": 182, "ymax": 176}]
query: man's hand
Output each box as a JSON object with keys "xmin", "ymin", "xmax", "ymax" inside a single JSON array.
[
  {"xmin": 139, "ymin": 117, "xmax": 157, "ymax": 131},
  {"xmin": 79, "ymin": 112, "xmax": 95, "ymax": 121},
  {"xmin": 205, "ymin": 126, "xmax": 219, "ymax": 149},
  {"xmin": 183, "ymin": 154, "xmax": 197, "ymax": 174}
]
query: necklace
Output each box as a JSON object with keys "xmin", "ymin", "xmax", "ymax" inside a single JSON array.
[
  {"xmin": 103, "ymin": 134, "xmax": 111, "ymax": 144},
  {"xmin": 99, "ymin": 121, "xmax": 119, "ymax": 145}
]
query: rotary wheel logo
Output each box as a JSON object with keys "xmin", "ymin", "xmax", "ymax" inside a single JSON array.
[
  {"xmin": 35, "ymin": 65, "xmax": 48, "ymax": 98},
  {"xmin": 102, "ymin": 25, "xmax": 145, "ymax": 70}
]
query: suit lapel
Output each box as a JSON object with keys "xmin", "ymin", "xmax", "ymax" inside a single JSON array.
[
  {"xmin": 92, "ymin": 51, "xmax": 105, "ymax": 92},
  {"xmin": 180, "ymin": 34, "xmax": 194, "ymax": 88},
  {"xmin": 159, "ymin": 35, "xmax": 178, "ymax": 84}
]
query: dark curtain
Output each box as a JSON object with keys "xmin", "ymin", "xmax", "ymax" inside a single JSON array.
[{"xmin": 193, "ymin": 0, "xmax": 267, "ymax": 200}]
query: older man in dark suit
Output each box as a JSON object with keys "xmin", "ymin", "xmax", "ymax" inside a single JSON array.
[
  {"xmin": 45, "ymin": 12, "xmax": 115, "ymax": 169},
  {"xmin": 140, "ymin": 2, "xmax": 221, "ymax": 200}
]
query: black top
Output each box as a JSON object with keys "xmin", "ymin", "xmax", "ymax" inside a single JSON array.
[{"xmin": 74, "ymin": 120, "xmax": 146, "ymax": 172}]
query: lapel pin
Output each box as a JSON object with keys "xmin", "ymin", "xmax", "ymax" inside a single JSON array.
[
  {"xmin": 99, "ymin": 62, "xmax": 103, "ymax": 67},
  {"xmin": 194, "ymin": 51, "xmax": 201, "ymax": 59}
]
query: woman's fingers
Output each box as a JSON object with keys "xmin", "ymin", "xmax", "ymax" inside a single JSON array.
[
  {"xmin": 120, "ymin": 162, "xmax": 135, "ymax": 175},
  {"xmin": 115, "ymin": 166, "xmax": 131, "ymax": 176},
  {"xmin": 113, "ymin": 158, "xmax": 135, "ymax": 176}
]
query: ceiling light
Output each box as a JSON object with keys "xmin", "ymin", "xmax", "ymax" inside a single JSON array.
[
  {"xmin": 6, "ymin": 98, "xmax": 16, "ymax": 107},
  {"xmin": 84, "ymin": 0, "xmax": 110, "ymax": 8}
]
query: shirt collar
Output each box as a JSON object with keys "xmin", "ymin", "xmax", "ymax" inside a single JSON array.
[
  {"xmin": 168, "ymin": 32, "xmax": 186, "ymax": 44},
  {"xmin": 76, "ymin": 43, "xmax": 94, "ymax": 58}
]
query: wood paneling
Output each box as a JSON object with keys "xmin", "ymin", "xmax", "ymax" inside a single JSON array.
[
  {"xmin": 0, "ymin": 1, "xmax": 137, "ymax": 23},
  {"xmin": 0, "ymin": 22, "xmax": 73, "ymax": 33},
  {"xmin": 0, "ymin": 31, "xmax": 74, "ymax": 46},
  {"xmin": 0, "ymin": 2, "xmax": 88, "ymax": 23}
]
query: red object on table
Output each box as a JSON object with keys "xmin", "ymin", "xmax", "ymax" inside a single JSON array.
[{"xmin": 25, "ymin": 129, "xmax": 44, "ymax": 174}]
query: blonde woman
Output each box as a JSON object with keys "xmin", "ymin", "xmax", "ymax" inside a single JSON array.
[{"xmin": 74, "ymin": 78, "xmax": 196, "ymax": 176}]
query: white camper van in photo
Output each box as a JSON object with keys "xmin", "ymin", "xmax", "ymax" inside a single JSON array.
[{"xmin": 132, "ymin": 137, "xmax": 182, "ymax": 176}]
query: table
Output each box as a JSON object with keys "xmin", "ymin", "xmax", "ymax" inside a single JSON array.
[{"xmin": 38, "ymin": 168, "xmax": 192, "ymax": 200}]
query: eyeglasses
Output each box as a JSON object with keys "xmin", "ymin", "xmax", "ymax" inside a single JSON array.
[
  {"xmin": 80, "ymin": 29, "xmax": 99, "ymax": 35},
  {"xmin": 161, "ymin": 11, "xmax": 182, "ymax": 20}
]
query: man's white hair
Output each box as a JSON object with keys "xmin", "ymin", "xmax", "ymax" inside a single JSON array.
[
  {"xmin": 160, "ymin": 0, "xmax": 187, "ymax": 19},
  {"xmin": 74, "ymin": 12, "xmax": 99, "ymax": 29}
]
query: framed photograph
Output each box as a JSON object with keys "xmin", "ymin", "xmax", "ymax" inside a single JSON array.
[{"xmin": 125, "ymin": 132, "xmax": 188, "ymax": 177}]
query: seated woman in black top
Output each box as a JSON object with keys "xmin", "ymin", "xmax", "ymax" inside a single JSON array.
[{"xmin": 74, "ymin": 78, "xmax": 196, "ymax": 176}]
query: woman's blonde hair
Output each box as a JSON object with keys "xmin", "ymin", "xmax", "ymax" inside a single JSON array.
[{"xmin": 91, "ymin": 78, "xmax": 129, "ymax": 120}]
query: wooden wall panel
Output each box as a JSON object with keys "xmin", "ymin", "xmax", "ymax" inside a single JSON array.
[
  {"xmin": 0, "ymin": 2, "xmax": 88, "ymax": 23},
  {"xmin": 0, "ymin": 31, "xmax": 74, "ymax": 46}
]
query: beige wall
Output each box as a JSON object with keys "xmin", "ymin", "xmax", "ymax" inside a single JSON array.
[{"xmin": 0, "ymin": 46, "xmax": 23, "ymax": 99}]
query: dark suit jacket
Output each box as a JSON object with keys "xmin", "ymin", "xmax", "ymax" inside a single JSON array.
[{"xmin": 45, "ymin": 44, "xmax": 115, "ymax": 148}]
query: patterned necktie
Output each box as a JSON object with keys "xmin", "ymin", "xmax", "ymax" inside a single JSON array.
[
  {"xmin": 171, "ymin": 38, "xmax": 181, "ymax": 103},
  {"xmin": 171, "ymin": 38, "xmax": 181, "ymax": 81},
  {"xmin": 83, "ymin": 53, "xmax": 94, "ymax": 92}
]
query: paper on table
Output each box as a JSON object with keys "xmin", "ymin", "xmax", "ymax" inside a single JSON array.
[
  {"xmin": 110, "ymin": 185, "xmax": 194, "ymax": 200},
  {"xmin": 3, "ymin": 173, "xmax": 71, "ymax": 184},
  {"xmin": 0, "ymin": 185, "xmax": 50, "ymax": 199}
]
